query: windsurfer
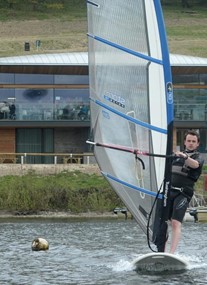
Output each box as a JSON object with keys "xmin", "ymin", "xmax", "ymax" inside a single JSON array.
[{"xmin": 167, "ymin": 130, "xmax": 204, "ymax": 254}]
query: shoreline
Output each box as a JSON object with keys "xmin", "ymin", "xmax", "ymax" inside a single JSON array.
[{"xmin": 0, "ymin": 210, "xmax": 125, "ymax": 220}]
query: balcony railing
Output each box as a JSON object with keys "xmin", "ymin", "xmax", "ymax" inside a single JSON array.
[
  {"xmin": 0, "ymin": 153, "xmax": 96, "ymax": 164},
  {"xmin": 1, "ymin": 101, "xmax": 206, "ymax": 122},
  {"xmin": 0, "ymin": 102, "xmax": 90, "ymax": 122}
]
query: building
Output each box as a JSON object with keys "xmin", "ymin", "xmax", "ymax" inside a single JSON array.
[
  {"xmin": 171, "ymin": 54, "xmax": 207, "ymax": 153},
  {"xmin": 0, "ymin": 52, "xmax": 207, "ymax": 163},
  {"xmin": 0, "ymin": 53, "xmax": 90, "ymax": 164}
]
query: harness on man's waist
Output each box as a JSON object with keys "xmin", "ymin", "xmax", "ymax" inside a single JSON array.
[{"xmin": 171, "ymin": 186, "xmax": 193, "ymax": 201}]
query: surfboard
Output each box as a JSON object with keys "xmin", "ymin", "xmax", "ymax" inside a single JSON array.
[{"xmin": 132, "ymin": 252, "xmax": 189, "ymax": 272}]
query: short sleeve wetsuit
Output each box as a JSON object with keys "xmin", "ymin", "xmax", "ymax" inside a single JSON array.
[{"xmin": 168, "ymin": 150, "xmax": 204, "ymax": 223}]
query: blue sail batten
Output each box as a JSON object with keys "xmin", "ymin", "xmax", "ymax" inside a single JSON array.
[
  {"xmin": 91, "ymin": 98, "xmax": 167, "ymax": 134},
  {"xmin": 87, "ymin": 33, "xmax": 163, "ymax": 65},
  {"xmin": 102, "ymin": 172, "xmax": 163, "ymax": 199},
  {"xmin": 87, "ymin": 1, "xmax": 99, "ymax": 7}
]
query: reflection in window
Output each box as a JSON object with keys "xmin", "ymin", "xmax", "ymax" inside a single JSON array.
[
  {"xmin": 0, "ymin": 86, "xmax": 90, "ymax": 121},
  {"xmin": 15, "ymin": 89, "xmax": 53, "ymax": 120},
  {"xmin": 54, "ymin": 89, "xmax": 90, "ymax": 121},
  {"xmin": 174, "ymin": 88, "xmax": 207, "ymax": 121},
  {"xmin": 0, "ymin": 89, "xmax": 15, "ymax": 120},
  {"xmin": 0, "ymin": 72, "xmax": 91, "ymax": 121}
]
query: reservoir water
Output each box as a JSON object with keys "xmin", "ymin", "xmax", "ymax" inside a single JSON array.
[{"xmin": 0, "ymin": 218, "xmax": 207, "ymax": 284}]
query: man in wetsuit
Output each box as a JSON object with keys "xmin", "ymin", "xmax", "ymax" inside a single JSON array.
[{"xmin": 168, "ymin": 130, "xmax": 204, "ymax": 254}]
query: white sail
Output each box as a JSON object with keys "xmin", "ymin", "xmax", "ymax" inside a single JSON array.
[{"xmin": 87, "ymin": 0, "xmax": 173, "ymax": 251}]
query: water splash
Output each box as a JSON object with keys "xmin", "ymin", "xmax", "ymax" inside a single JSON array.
[
  {"xmin": 110, "ymin": 259, "xmax": 134, "ymax": 272},
  {"xmin": 178, "ymin": 253, "xmax": 207, "ymax": 270}
]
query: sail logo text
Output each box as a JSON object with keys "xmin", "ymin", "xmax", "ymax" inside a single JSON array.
[
  {"xmin": 102, "ymin": 110, "xmax": 110, "ymax": 119},
  {"xmin": 163, "ymin": 181, "xmax": 170, "ymax": 207},
  {"xmin": 104, "ymin": 92, "xmax": 125, "ymax": 108},
  {"xmin": 166, "ymin": 82, "xmax": 173, "ymax": 104}
]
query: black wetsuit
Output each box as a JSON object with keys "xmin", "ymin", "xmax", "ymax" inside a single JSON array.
[{"xmin": 168, "ymin": 150, "xmax": 204, "ymax": 223}]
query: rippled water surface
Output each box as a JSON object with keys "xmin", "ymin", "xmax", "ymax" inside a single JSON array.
[{"xmin": 0, "ymin": 218, "xmax": 207, "ymax": 284}]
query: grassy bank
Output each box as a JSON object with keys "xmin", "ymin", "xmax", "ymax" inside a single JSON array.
[
  {"xmin": 0, "ymin": 171, "xmax": 123, "ymax": 214},
  {"xmin": 0, "ymin": 1, "xmax": 206, "ymax": 57},
  {"xmin": 0, "ymin": 169, "xmax": 205, "ymax": 215},
  {"xmin": 162, "ymin": 4, "xmax": 207, "ymax": 57}
]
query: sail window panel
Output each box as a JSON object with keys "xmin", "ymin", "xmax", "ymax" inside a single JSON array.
[
  {"xmin": 88, "ymin": 0, "xmax": 149, "ymax": 55},
  {"xmin": 106, "ymin": 177, "xmax": 158, "ymax": 240},
  {"xmin": 91, "ymin": 41, "xmax": 149, "ymax": 124},
  {"xmin": 98, "ymin": 147, "xmax": 151, "ymax": 191},
  {"xmin": 92, "ymin": 110, "xmax": 157, "ymax": 192},
  {"xmin": 151, "ymin": 131, "xmax": 167, "ymax": 187},
  {"xmin": 100, "ymin": 153, "xmax": 160, "ymax": 242}
]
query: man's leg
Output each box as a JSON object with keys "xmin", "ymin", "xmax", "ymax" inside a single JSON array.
[{"xmin": 169, "ymin": 219, "xmax": 182, "ymax": 254}]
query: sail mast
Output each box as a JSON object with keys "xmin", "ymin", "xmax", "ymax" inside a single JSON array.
[{"xmin": 151, "ymin": 0, "xmax": 173, "ymax": 252}]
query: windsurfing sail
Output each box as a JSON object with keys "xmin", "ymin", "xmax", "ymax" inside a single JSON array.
[{"xmin": 87, "ymin": 0, "xmax": 173, "ymax": 252}]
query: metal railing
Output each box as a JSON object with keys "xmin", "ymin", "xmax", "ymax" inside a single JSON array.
[{"xmin": 0, "ymin": 152, "xmax": 96, "ymax": 165}]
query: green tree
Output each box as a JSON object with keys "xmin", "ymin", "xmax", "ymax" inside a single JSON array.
[
  {"xmin": 6, "ymin": 0, "xmax": 17, "ymax": 9},
  {"xmin": 181, "ymin": 0, "xmax": 190, "ymax": 8}
]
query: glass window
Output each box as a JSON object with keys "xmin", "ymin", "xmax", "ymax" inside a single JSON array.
[
  {"xmin": 54, "ymin": 75, "xmax": 89, "ymax": 84},
  {"xmin": 54, "ymin": 89, "xmax": 90, "ymax": 121},
  {"xmin": 173, "ymin": 74, "xmax": 200, "ymax": 84},
  {"xmin": 16, "ymin": 128, "xmax": 54, "ymax": 163},
  {"xmin": 200, "ymin": 74, "xmax": 207, "ymax": 85},
  {"xmin": 173, "ymin": 74, "xmax": 207, "ymax": 85},
  {"xmin": 196, "ymin": 89, "xmax": 207, "ymax": 104},
  {"xmin": 0, "ymin": 89, "xmax": 15, "ymax": 101},
  {"xmin": 174, "ymin": 88, "xmax": 207, "ymax": 121},
  {"xmin": 0, "ymin": 89, "xmax": 15, "ymax": 120},
  {"xmin": 15, "ymin": 74, "xmax": 53, "ymax": 84},
  {"xmin": 15, "ymin": 89, "xmax": 54, "ymax": 120},
  {"xmin": 174, "ymin": 88, "xmax": 207, "ymax": 104},
  {"xmin": 0, "ymin": 73, "xmax": 15, "ymax": 84}
]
